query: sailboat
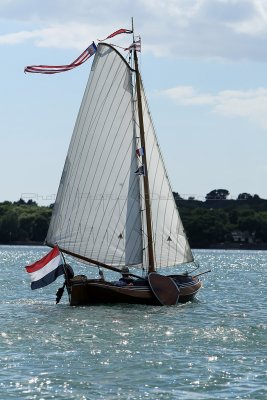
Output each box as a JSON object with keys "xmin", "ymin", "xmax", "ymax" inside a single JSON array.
[{"xmin": 40, "ymin": 27, "xmax": 204, "ymax": 306}]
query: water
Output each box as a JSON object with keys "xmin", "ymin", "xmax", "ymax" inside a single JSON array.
[{"xmin": 0, "ymin": 246, "xmax": 266, "ymax": 399}]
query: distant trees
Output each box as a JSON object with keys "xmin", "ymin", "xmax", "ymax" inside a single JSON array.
[
  {"xmin": 205, "ymin": 189, "xmax": 229, "ymax": 200},
  {"xmin": 237, "ymin": 193, "xmax": 261, "ymax": 200},
  {"xmin": 0, "ymin": 210, "xmax": 19, "ymax": 242},
  {"xmin": 237, "ymin": 193, "xmax": 253, "ymax": 200},
  {"xmin": 1, "ymin": 194, "xmax": 267, "ymax": 247},
  {"xmin": 181, "ymin": 208, "xmax": 229, "ymax": 246},
  {"xmin": 176, "ymin": 192, "xmax": 267, "ymax": 247},
  {"xmin": 179, "ymin": 204, "xmax": 267, "ymax": 247},
  {"xmin": 0, "ymin": 200, "xmax": 52, "ymax": 243},
  {"xmin": 180, "ymin": 188, "xmax": 260, "ymax": 203},
  {"xmin": 31, "ymin": 215, "xmax": 49, "ymax": 241},
  {"xmin": 173, "ymin": 192, "xmax": 183, "ymax": 201},
  {"xmin": 205, "ymin": 190, "xmax": 261, "ymax": 202},
  {"xmin": 14, "ymin": 198, "xmax": 38, "ymax": 206}
]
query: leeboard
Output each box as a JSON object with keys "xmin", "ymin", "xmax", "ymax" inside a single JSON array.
[{"xmin": 148, "ymin": 273, "xmax": 180, "ymax": 305}]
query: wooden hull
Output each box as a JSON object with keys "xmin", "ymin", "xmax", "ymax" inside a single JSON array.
[{"xmin": 68, "ymin": 275, "xmax": 202, "ymax": 306}]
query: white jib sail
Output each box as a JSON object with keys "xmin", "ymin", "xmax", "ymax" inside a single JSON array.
[
  {"xmin": 46, "ymin": 44, "xmax": 143, "ymax": 267},
  {"xmin": 138, "ymin": 81, "xmax": 194, "ymax": 268}
]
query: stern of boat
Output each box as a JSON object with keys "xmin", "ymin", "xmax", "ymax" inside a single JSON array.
[{"xmin": 68, "ymin": 276, "xmax": 158, "ymax": 306}]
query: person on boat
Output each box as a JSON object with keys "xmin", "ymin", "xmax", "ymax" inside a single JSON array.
[
  {"xmin": 114, "ymin": 266, "xmax": 135, "ymax": 286},
  {"xmin": 64, "ymin": 263, "xmax": 74, "ymax": 281},
  {"xmin": 98, "ymin": 269, "xmax": 105, "ymax": 281}
]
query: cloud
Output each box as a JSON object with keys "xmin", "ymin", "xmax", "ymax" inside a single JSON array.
[
  {"xmin": 1, "ymin": 0, "xmax": 267, "ymax": 60},
  {"xmin": 0, "ymin": 30, "xmax": 38, "ymax": 45},
  {"xmin": 160, "ymin": 85, "xmax": 267, "ymax": 129},
  {"xmin": 0, "ymin": 23, "xmax": 108, "ymax": 49}
]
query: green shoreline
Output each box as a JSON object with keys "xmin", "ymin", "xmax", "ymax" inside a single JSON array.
[
  {"xmin": 1, "ymin": 241, "xmax": 267, "ymax": 250},
  {"xmin": 1, "ymin": 195, "xmax": 267, "ymax": 249}
]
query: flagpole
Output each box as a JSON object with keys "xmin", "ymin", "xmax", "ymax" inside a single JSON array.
[
  {"xmin": 131, "ymin": 17, "xmax": 134, "ymax": 42},
  {"xmin": 58, "ymin": 247, "xmax": 72, "ymax": 298},
  {"xmin": 130, "ymin": 17, "xmax": 134, "ymax": 69}
]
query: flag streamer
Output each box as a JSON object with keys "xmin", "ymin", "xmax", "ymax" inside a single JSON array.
[
  {"xmin": 98, "ymin": 28, "xmax": 132, "ymax": 41},
  {"xmin": 110, "ymin": 38, "xmax": 141, "ymax": 53},
  {"xmin": 24, "ymin": 42, "xmax": 97, "ymax": 74}
]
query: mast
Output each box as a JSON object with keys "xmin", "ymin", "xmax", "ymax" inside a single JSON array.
[{"xmin": 132, "ymin": 19, "xmax": 155, "ymax": 273}]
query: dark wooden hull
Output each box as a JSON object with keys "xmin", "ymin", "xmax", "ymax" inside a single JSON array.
[{"xmin": 67, "ymin": 274, "xmax": 202, "ymax": 306}]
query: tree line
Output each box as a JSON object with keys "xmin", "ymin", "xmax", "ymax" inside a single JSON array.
[
  {"xmin": 174, "ymin": 190, "xmax": 267, "ymax": 248},
  {"xmin": 0, "ymin": 199, "xmax": 52, "ymax": 243},
  {"xmin": 0, "ymin": 190, "xmax": 267, "ymax": 248}
]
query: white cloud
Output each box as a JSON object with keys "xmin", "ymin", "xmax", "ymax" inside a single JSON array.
[
  {"xmin": 228, "ymin": 0, "xmax": 267, "ymax": 36},
  {"xmin": 0, "ymin": 30, "xmax": 37, "ymax": 45},
  {"xmin": 160, "ymin": 85, "xmax": 267, "ymax": 129},
  {"xmin": 1, "ymin": 0, "xmax": 267, "ymax": 60},
  {"xmin": 0, "ymin": 23, "xmax": 108, "ymax": 49},
  {"xmin": 163, "ymin": 86, "xmax": 215, "ymax": 106}
]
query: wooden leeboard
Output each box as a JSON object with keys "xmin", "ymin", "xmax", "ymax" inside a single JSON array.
[{"xmin": 148, "ymin": 273, "xmax": 180, "ymax": 305}]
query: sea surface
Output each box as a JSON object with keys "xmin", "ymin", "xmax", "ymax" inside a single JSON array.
[{"xmin": 0, "ymin": 246, "xmax": 266, "ymax": 399}]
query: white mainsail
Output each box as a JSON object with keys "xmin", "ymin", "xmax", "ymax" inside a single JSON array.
[
  {"xmin": 46, "ymin": 43, "xmax": 193, "ymax": 270},
  {"xmin": 46, "ymin": 44, "xmax": 143, "ymax": 267}
]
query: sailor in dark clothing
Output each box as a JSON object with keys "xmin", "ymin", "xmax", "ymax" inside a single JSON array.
[{"xmin": 114, "ymin": 266, "xmax": 134, "ymax": 286}]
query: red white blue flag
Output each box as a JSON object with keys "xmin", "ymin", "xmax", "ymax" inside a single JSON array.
[
  {"xmin": 125, "ymin": 38, "xmax": 141, "ymax": 52},
  {"xmin": 98, "ymin": 28, "xmax": 132, "ymax": 41},
  {"xmin": 24, "ymin": 42, "xmax": 97, "ymax": 74},
  {"xmin": 25, "ymin": 246, "xmax": 65, "ymax": 290},
  {"xmin": 136, "ymin": 147, "xmax": 144, "ymax": 157},
  {"xmin": 135, "ymin": 165, "xmax": 145, "ymax": 176}
]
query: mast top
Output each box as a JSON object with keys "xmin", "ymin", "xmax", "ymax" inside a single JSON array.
[{"xmin": 131, "ymin": 17, "xmax": 134, "ymax": 38}]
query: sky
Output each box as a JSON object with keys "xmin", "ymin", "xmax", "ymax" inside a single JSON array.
[{"xmin": 1, "ymin": 0, "xmax": 267, "ymax": 204}]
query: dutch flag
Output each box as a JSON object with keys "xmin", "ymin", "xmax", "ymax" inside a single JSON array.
[{"xmin": 25, "ymin": 246, "xmax": 65, "ymax": 290}]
